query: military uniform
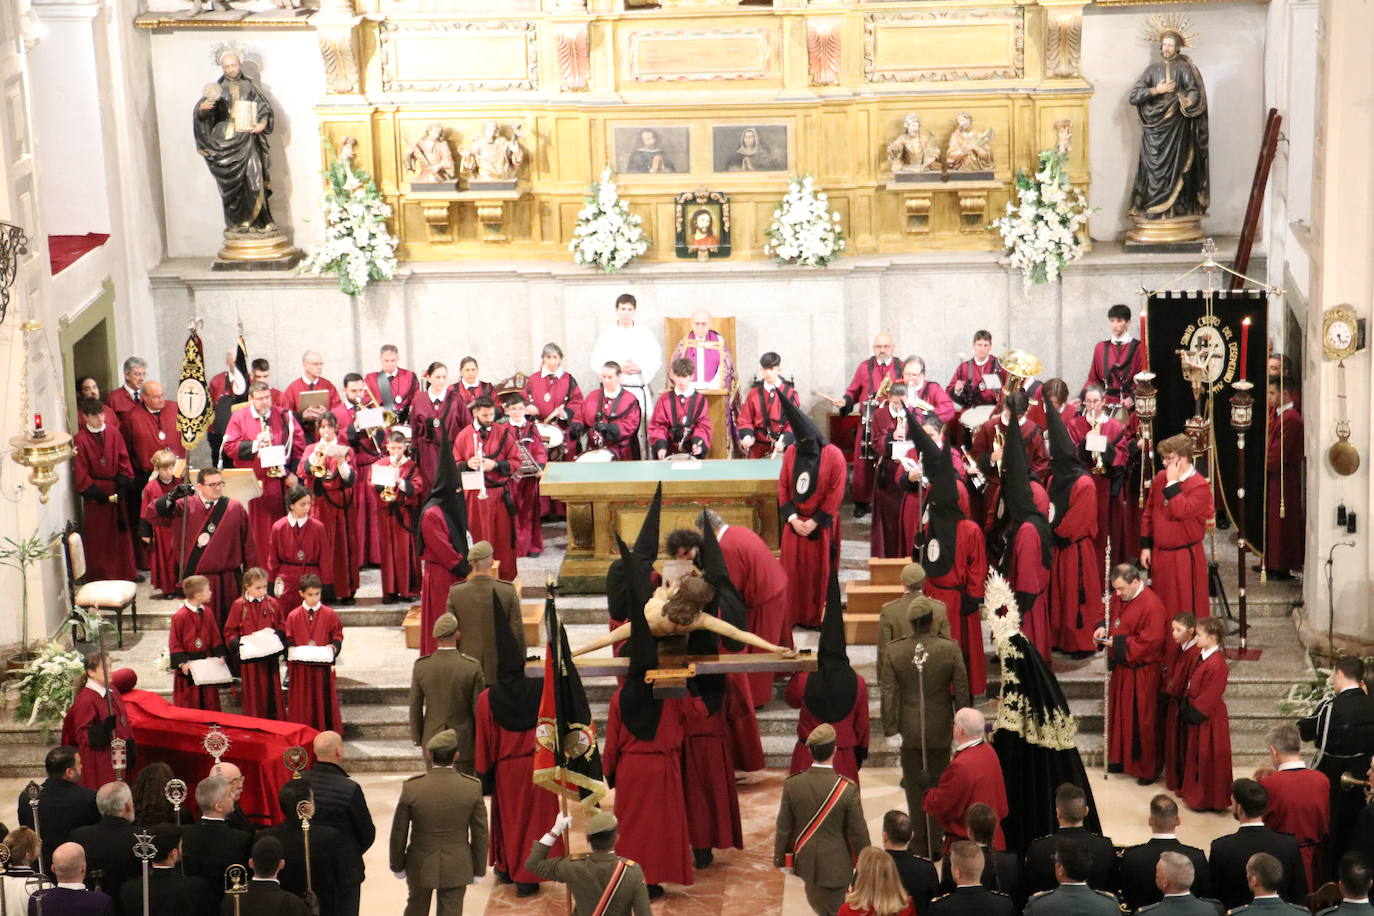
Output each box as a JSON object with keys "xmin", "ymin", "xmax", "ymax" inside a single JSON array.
[
  {"xmin": 1137, "ymin": 893, "xmax": 1225, "ymax": 915},
  {"xmin": 389, "ymin": 731, "xmax": 488, "ymax": 916},
  {"xmin": 525, "ymin": 839, "xmax": 652, "ymax": 915},
  {"xmin": 1022, "ymin": 883, "xmax": 1120, "ymax": 915},
  {"xmin": 446, "ymin": 570, "xmax": 522, "ymax": 684},
  {"xmin": 876, "ymin": 565, "xmax": 949, "ymax": 686},
  {"xmin": 408, "ymin": 614, "xmax": 485, "ymax": 773},
  {"xmin": 929, "ymin": 885, "xmax": 1014, "ymax": 916},
  {"xmin": 1316, "ymin": 901, "xmax": 1374, "ymax": 915},
  {"xmin": 1227, "ymin": 896, "xmax": 1309, "ymax": 915}
]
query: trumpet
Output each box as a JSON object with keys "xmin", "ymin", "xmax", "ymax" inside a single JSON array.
[
  {"xmin": 308, "ymin": 445, "xmax": 328, "ymax": 479},
  {"xmin": 993, "ymin": 427, "xmax": 1005, "ymax": 475},
  {"xmin": 1341, "ymin": 771, "xmax": 1372, "ymax": 791},
  {"xmin": 364, "ymin": 387, "xmax": 399, "ymax": 430},
  {"xmin": 379, "ymin": 483, "xmax": 398, "ymax": 503},
  {"xmin": 958, "ymin": 446, "xmax": 987, "ymax": 491},
  {"xmin": 475, "ymin": 435, "xmax": 489, "ymax": 500},
  {"xmin": 1090, "ymin": 416, "xmax": 1107, "ymax": 475},
  {"xmin": 259, "ymin": 415, "xmax": 284, "ymax": 478}
]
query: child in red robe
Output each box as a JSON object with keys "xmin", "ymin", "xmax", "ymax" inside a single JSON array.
[
  {"xmin": 267, "ymin": 486, "xmax": 325, "ymax": 602},
  {"xmin": 736, "ymin": 351, "xmax": 798, "ymax": 459},
  {"xmin": 1180, "ymin": 617, "xmax": 1231, "ymax": 812},
  {"xmin": 296, "ymin": 413, "xmax": 359, "ymax": 604},
  {"xmin": 1162, "ymin": 613, "xmax": 1199, "ymax": 793},
  {"xmin": 169, "ymin": 575, "xmax": 226, "ymax": 710},
  {"xmin": 224, "ymin": 567, "xmax": 286, "ymax": 720},
  {"xmin": 284, "ymin": 574, "xmax": 344, "ymax": 732},
  {"xmin": 500, "ymin": 394, "xmax": 547, "ymax": 558},
  {"xmin": 61, "ymin": 650, "xmax": 136, "ymax": 789},
  {"xmin": 373, "ymin": 430, "xmax": 424, "ymax": 602},
  {"xmin": 579, "ymin": 363, "xmax": 643, "ymax": 461},
  {"xmin": 138, "ymin": 449, "xmax": 183, "ymax": 598},
  {"xmin": 648, "ymin": 358, "xmax": 712, "ymax": 459}
]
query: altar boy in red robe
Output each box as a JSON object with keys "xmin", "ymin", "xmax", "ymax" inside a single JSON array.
[
  {"xmin": 579, "ymin": 362, "xmax": 642, "ymax": 460},
  {"xmin": 1044, "ymin": 404, "xmax": 1100, "ymax": 657},
  {"xmin": 74, "ymin": 397, "xmax": 137, "ymax": 581},
  {"xmin": 777, "ymin": 395, "xmax": 846, "ymax": 630},
  {"xmin": 1141, "ymin": 434, "xmax": 1214, "ymax": 651},
  {"xmin": 1163, "ymin": 613, "xmax": 1199, "ymax": 793},
  {"xmin": 1180, "ymin": 617, "xmax": 1231, "ymax": 812},
  {"xmin": 169, "ymin": 575, "xmax": 226, "ymax": 711},
  {"xmin": 500, "ymin": 393, "xmax": 547, "ymax": 558},
  {"xmin": 649, "ymin": 358, "xmax": 712, "ymax": 459},
  {"xmin": 737, "ymin": 352, "xmax": 799, "ymax": 459},
  {"xmin": 267, "ymin": 487, "xmax": 324, "ymax": 603},
  {"xmin": 139, "ymin": 449, "xmax": 184, "ymax": 598},
  {"xmin": 61, "ymin": 651, "xmax": 136, "ymax": 790},
  {"xmin": 373, "ymin": 430, "xmax": 424, "ymax": 601},
  {"xmin": 297, "ymin": 412, "xmax": 358, "ymax": 604},
  {"xmin": 454, "ymin": 396, "xmax": 521, "ymax": 581},
  {"xmin": 1264, "ymin": 376, "xmax": 1304, "ymax": 578},
  {"xmin": 224, "ymin": 567, "xmax": 286, "ymax": 720},
  {"xmin": 1093, "ymin": 562, "xmax": 1168, "ymax": 782},
  {"xmin": 284, "ymin": 574, "xmax": 344, "ymax": 732}
]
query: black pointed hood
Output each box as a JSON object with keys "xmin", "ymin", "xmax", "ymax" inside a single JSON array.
[
  {"xmin": 1044, "ymin": 402, "xmax": 1087, "ymax": 530},
  {"xmin": 778, "ymin": 395, "xmax": 825, "ymax": 505},
  {"xmin": 606, "ymin": 484, "xmax": 662, "ymax": 624},
  {"xmin": 911, "ymin": 420, "xmax": 961, "ymax": 578},
  {"xmin": 488, "ymin": 590, "xmax": 541, "ymax": 732},
  {"xmin": 697, "ymin": 512, "xmax": 748, "ymax": 635},
  {"xmin": 804, "ymin": 568, "xmax": 858, "ymax": 724},
  {"xmin": 1000, "ymin": 400, "xmax": 1053, "ymax": 571},
  {"xmin": 614, "ymin": 532, "xmax": 662, "ymax": 741},
  {"xmin": 414, "ymin": 424, "xmax": 468, "ymax": 559}
]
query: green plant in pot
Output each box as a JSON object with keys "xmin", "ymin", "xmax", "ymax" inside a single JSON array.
[{"xmin": 0, "ymin": 531, "xmax": 58, "ymax": 671}]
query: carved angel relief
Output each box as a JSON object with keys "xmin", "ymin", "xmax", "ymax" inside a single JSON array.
[
  {"xmin": 807, "ymin": 18, "xmax": 842, "ymax": 87},
  {"xmin": 555, "ymin": 23, "xmax": 590, "ymax": 92}
]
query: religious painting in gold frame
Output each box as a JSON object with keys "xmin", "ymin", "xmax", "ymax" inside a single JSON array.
[
  {"xmin": 675, "ymin": 189, "xmax": 731, "ymax": 261},
  {"xmin": 711, "ymin": 125, "xmax": 788, "ymax": 172},
  {"xmin": 614, "ymin": 126, "xmax": 690, "ymax": 174}
]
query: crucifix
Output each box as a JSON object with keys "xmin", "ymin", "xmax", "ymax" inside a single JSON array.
[{"xmin": 526, "ymin": 651, "xmax": 816, "ymax": 697}]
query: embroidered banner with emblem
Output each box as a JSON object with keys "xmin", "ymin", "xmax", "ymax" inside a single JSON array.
[
  {"xmin": 176, "ymin": 324, "xmax": 212, "ymax": 452},
  {"xmin": 533, "ymin": 593, "xmax": 608, "ymax": 811},
  {"xmin": 785, "ymin": 776, "xmax": 849, "ymax": 868}
]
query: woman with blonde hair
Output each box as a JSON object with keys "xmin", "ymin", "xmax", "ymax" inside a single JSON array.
[
  {"xmin": 840, "ymin": 846, "xmax": 915, "ymax": 916},
  {"xmin": 1, "ymin": 827, "xmax": 44, "ymax": 910}
]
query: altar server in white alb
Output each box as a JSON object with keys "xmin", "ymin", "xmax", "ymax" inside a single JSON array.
[{"xmin": 589, "ymin": 293, "xmax": 662, "ymax": 458}]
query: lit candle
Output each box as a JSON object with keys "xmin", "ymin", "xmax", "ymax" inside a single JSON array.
[
  {"xmin": 33, "ymin": 412, "xmax": 42, "ymax": 433},
  {"xmin": 1239, "ymin": 317, "xmax": 1251, "ymax": 381},
  {"xmin": 1140, "ymin": 309, "xmax": 1149, "ymax": 369}
]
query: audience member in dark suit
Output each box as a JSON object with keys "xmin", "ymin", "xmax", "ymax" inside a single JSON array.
[
  {"xmin": 1023, "ymin": 783, "xmax": 1117, "ymax": 895},
  {"xmin": 259, "ymin": 778, "xmax": 340, "ymax": 915},
  {"xmin": 218, "ymin": 836, "xmax": 310, "ymax": 916},
  {"xmin": 1298, "ymin": 657, "xmax": 1374, "ymax": 871},
  {"xmin": 1314, "ymin": 852, "xmax": 1374, "ymax": 916},
  {"xmin": 1226, "ymin": 852, "xmax": 1309, "ymax": 915},
  {"xmin": 299, "ymin": 731, "xmax": 373, "ymax": 916},
  {"xmin": 16, "ymin": 746, "xmax": 99, "ymax": 875},
  {"xmin": 929, "ymin": 841, "xmax": 1013, "ymax": 916},
  {"xmin": 1136, "ymin": 850, "xmax": 1224, "ymax": 915},
  {"xmin": 117, "ymin": 823, "xmax": 213, "ymax": 916},
  {"xmin": 213, "ymin": 762, "xmax": 259, "ymax": 836},
  {"xmin": 68, "ymin": 782, "xmax": 140, "ymax": 902},
  {"xmin": 1209, "ymin": 779, "xmax": 1305, "ymax": 911},
  {"xmin": 28, "ymin": 841, "xmax": 115, "ymax": 915},
  {"xmin": 881, "ymin": 809, "xmax": 940, "ymax": 916},
  {"xmin": 180, "ymin": 775, "xmax": 251, "ymax": 908},
  {"xmin": 938, "ymin": 803, "xmax": 1021, "ymax": 905},
  {"xmin": 1119, "ymin": 794, "xmax": 1212, "ymax": 911}
]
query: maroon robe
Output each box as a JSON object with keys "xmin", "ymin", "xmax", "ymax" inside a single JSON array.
[
  {"xmin": 454, "ymin": 381, "xmax": 497, "ymax": 412},
  {"xmin": 224, "ymin": 595, "xmax": 286, "ymax": 719},
  {"xmin": 454, "ymin": 423, "xmax": 520, "ymax": 581},
  {"xmin": 169, "ymin": 604, "xmax": 225, "ymax": 710},
  {"xmin": 779, "ymin": 443, "xmax": 847, "ymax": 629},
  {"xmin": 648, "ymin": 389, "xmax": 712, "ymax": 458},
  {"xmin": 737, "ymin": 382, "xmax": 799, "ymax": 459},
  {"xmin": 683, "ymin": 706, "xmax": 744, "ymax": 852},
  {"xmin": 61, "ymin": 684, "xmax": 135, "ymax": 790},
  {"xmin": 373, "ymin": 456, "xmax": 423, "ymax": 596},
  {"xmin": 281, "ymin": 376, "xmax": 341, "ymax": 441},
  {"xmin": 105, "ymin": 385, "xmax": 141, "ymax": 429},
  {"xmin": 869, "ymin": 405, "xmax": 916, "ymax": 558},
  {"xmin": 158, "ymin": 495, "xmax": 256, "ymax": 628},
  {"xmin": 1179, "ymin": 649, "xmax": 1231, "ymax": 812},
  {"xmin": 409, "ymin": 389, "xmax": 471, "ymax": 498},
  {"xmin": 473, "ymin": 691, "xmax": 563, "ymax": 884},
  {"xmin": 1141, "ymin": 469, "xmax": 1213, "ymax": 660},
  {"xmin": 267, "ymin": 516, "xmax": 325, "ymax": 603},
  {"xmin": 784, "ymin": 673, "xmax": 870, "ymax": 784},
  {"xmin": 1265, "ymin": 406, "xmax": 1304, "ymax": 572},
  {"xmin": 908, "ymin": 380, "xmax": 958, "ymax": 425},
  {"xmin": 1101, "ymin": 584, "xmax": 1168, "ymax": 780},
  {"xmin": 74, "ymin": 425, "xmax": 136, "ymax": 581},
  {"xmin": 901, "ymin": 470, "xmax": 972, "ymax": 560},
  {"xmin": 602, "ymin": 691, "xmax": 707, "ymax": 886},
  {"xmin": 365, "ymin": 367, "xmax": 420, "ymax": 421},
  {"xmin": 284, "ymin": 603, "xmax": 344, "ymax": 732},
  {"xmin": 719, "ymin": 524, "xmax": 790, "ymax": 706},
  {"xmin": 1260, "ymin": 765, "xmax": 1330, "ymax": 889},
  {"xmin": 922, "ymin": 739, "xmax": 1009, "ymax": 852},
  {"xmin": 1067, "ymin": 413, "xmax": 1133, "ymax": 569},
  {"xmin": 923, "ymin": 519, "xmax": 989, "ymax": 695},
  {"xmin": 843, "ymin": 357, "xmax": 904, "ymax": 504},
  {"xmin": 296, "ymin": 441, "xmax": 359, "ymax": 600},
  {"xmin": 140, "ymin": 476, "xmax": 182, "ymax": 596},
  {"xmin": 579, "ymin": 388, "xmax": 642, "ymax": 460},
  {"xmin": 1049, "ymin": 475, "xmax": 1099, "ymax": 655},
  {"xmin": 971, "ymin": 418, "xmax": 1049, "ymax": 533},
  {"xmin": 524, "ymin": 371, "xmax": 584, "ymax": 461},
  {"xmin": 1083, "ymin": 338, "xmax": 1145, "ymax": 407},
  {"xmin": 1163, "ymin": 641, "xmax": 1201, "ymax": 793},
  {"xmin": 504, "ymin": 421, "xmax": 547, "ymax": 557},
  {"xmin": 947, "ymin": 356, "xmax": 1007, "ymax": 409},
  {"xmin": 335, "ymin": 402, "xmax": 384, "ymax": 568},
  {"xmin": 124, "ymin": 404, "xmax": 185, "ymax": 476},
  {"xmin": 722, "ymin": 673, "xmax": 765, "ymax": 772},
  {"xmin": 418, "ymin": 505, "xmax": 469, "ymax": 657},
  {"xmin": 1006, "ymin": 521, "xmax": 1053, "ymax": 661},
  {"xmin": 222, "ymin": 405, "xmax": 306, "ymax": 562}
]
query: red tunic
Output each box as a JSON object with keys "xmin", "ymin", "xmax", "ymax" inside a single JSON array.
[
  {"xmin": 73, "ymin": 426, "xmax": 136, "ymax": 581},
  {"xmin": 524, "ymin": 371, "xmax": 584, "ymax": 459},
  {"xmin": 1083, "ymin": 339, "xmax": 1146, "ymax": 406},
  {"xmin": 418, "ymin": 505, "xmax": 469, "ymax": 657},
  {"xmin": 1179, "ymin": 649, "xmax": 1231, "ymax": 812},
  {"xmin": 737, "ymin": 382, "xmax": 799, "ymax": 459},
  {"xmin": 1141, "ymin": 470, "xmax": 1213, "ymax": 659},
  {"xmin": 296, "ymin": 441, "xmax": 359, "ymax": 600},
  {"xmin": 159, "ymin": 496, "xmax": 257, "ymax": 627},
  {"xmin": 908, "ymin": 380, "xmax": 958, "ymax": 425},
  {"xmin": 61, "ymin": 684, "xmax": 135, "ymax": 790},
  {"xmin": 169, "ymin": 605, "xmax": 225, "ymax": 710},
  {"xmin": 505, "ymin": 422, "xmax": 547, "ymax": 557},
  {"xmin": 722, "ymin": 672, "xmax": 765, "ymax": 772},
  {"xmin": 922, "ymin": 740, "xmax": 1009, "ymax": 852},
  {"xmin": 1067, "ymin": 413, "xmax": 1132, "ymax": 569},
  {"xmin": 1049, "ymin": 475, "xmax": 1099, "ymax": 655},
  {"xmin": 719, "ymin": 524, "xmax": 790, "ymax": 706},
  {"xmin": 267, "ymin": 517, "xmax": 325, "ymax": 603},
  {"xmin": 281, "ymin": 376, "xmax": 341, "ymax": 441},
  {"xmin": 1260, "ymin": 765, "xmax": 1330, "ymax": 889},
  {"xmin": 602, "ymin": 691, "xmax": 707, "ymax": 886},
  {"xmin": 373, "ymin": 456, "xmax": 423, "ymax": 596},
  {"xmin": 947, "ymin": 357, "xmax": 1007, "ymax": 408},
  {"xmin": 779, "ymin": 443, "xmax": 847, "ymax": 628},
  {"xmin": 283, "ymin": 604, "xmax": 344, "ymax": 732},
  {"xmin": 221, "ymin": 405, "xmax": 306, "ymax": 562},
  {"xmin": 843, "ymin": 357, "xmax": 904, "ymax": 504},
  {"xmin": 364, "ymin": 368, "xmax": 420, "ymax": 420},
  {"xmin": 579, "ymin": 389, "xmax": 642, "ymax": 460},
  {"xmin": 409, "ymin": 390, "xmax": 471, "ymax": 498},
  {"xmin": 124, "ymin": 404, "xmax": 185, "ymax": 473},
  {"xmin": 923, "ymin": 519, "xmax": 989, "ymax": 695},
  {"xmin": 683, "ymin": 706, "xmax": 743, "ymax": 851},
  {"xmin": 1265, "ymin": 406, "xmax": 1304, "ymax": 572},
  {"xmin": 473, "ymin": 691, "xmax": 563, "ymax": 884},
  {"xmin": 971, "ymin": 419, "xmax": 1049, "ymax": 533},
  {"xmin": 1007, "ymin": 522, "xmax": 1052, "ymax": 662},
  {"xmin": 869, "ymin": 406, "xmax": 915, "ymax": 559},
  {"xmin": 334, "ymin": 403, "xmax": 384, "ymax": 569},
  {"xmin": 784, "ymin": 673, "xmax": 870, "ymax": 785},
  {"xmin": 1163, "ymin": 642, "xmax": 1201, "ymax": 792},
  {"xmin": 1102, "ymin": 584, "xmax": 1168, "ymax": 780},
  {"xmin": 454, "ymin": 381, "xmax": 497, "ymax": 411},
  {"xmin": 453, "ymin": 424, "xmax": 521, "ymax": 581},
  {"xmin": 224, "ymin": 595, "xmax": 286, "ymax": 719},
  {"xmin": 140, "ymin": 476, "xmax": 182, "ymax": 596},
  {"xmin": 106, "ymin": 386, "xmax": 141, "ymax": 430},
  {"xmin": 648, "ymin": 390, "xmax": 712, "ymax": 458}
]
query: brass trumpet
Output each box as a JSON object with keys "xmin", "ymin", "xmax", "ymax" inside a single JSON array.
[
  {"xmin": 379, "ymin": 484, "xmax": 398, "ymax": 503},
  {"xmin": 308, "ymin": 446, "xmax": 328, "ymax": 479},
  {"xmin": 1340, "ymin": 771, "xmax": 1372, "ymax": 791},
  {"xmin": 364, "ymin": 388, "xmax": 399, "ymax": 430},
  {"xmin": 1090, "ymin": 416, "xmax": 1107, "ymax": 476},
  {"xmin": 259, "ymin": 415, "xmax": 284, "ymax": 478},
  {"xmin": 1000, "ymin": 349, "xmax": 1045, "ymax": 395}
]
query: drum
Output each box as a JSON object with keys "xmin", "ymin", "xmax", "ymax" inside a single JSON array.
[
  {"xmin": 959, "ymin": 404, "xmax": 996, "ymax": 432},
  {"xmin": 536, "ymin": 423, "xmax": 565, "ymax": 461},
  {"xmin": 575, "ymin": 448, "xmax": 616, "ymax": 463}
]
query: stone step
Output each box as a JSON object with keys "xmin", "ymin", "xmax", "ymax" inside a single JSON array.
[{"xmin": 132, "ymin": 598, "xmax": 613, "ymax": 631}]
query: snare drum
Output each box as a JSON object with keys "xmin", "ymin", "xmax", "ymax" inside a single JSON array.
[
  {"xmin": 575, "ymin": 448, "xmax": 616, "ymax": 463},
  {"xmin": 959, "ymin": 404, "xmax": 996, "ymax": 432},
  {"xmin": 536, "ymin": 423, "xmax": 566, "ymax": 461}
]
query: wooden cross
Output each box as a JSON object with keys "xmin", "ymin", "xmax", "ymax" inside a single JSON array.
[{"xmin": 524, "ymin": 650, "xmax": 817, "ymax": 697}]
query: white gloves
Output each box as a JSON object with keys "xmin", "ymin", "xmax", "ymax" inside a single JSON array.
[{"xmin": 550, "ymin": 813, "xmax": 574, "ymax": 837}]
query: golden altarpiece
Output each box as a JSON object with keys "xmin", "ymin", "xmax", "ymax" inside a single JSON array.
[{"xmin": 310, "ymin": 0, "xmax": 1092, "ymax": 262}]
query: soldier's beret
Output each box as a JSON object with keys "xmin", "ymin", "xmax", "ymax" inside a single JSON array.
[
  {"xmin": 806, "ymin": 723, "xmax": 837, "ymax": 747},
  {"xmin": 426, "ymin": 729, "xmax": 458, "ymax": 754},
  {"xmin": 469, "ymin": 541, "xmax": 494, "ymax": 562},
  {"xmin": 907, "ymin": 597, "xmax": 942, "ymax": 622},
  {"xmin": 432, "ymin": 613, "xmax": 459, "ymax": 639},
  {"xmin": 585, "ymin": 811, "xmax": 618, "ymax": 836},
  {"xmin": 900, "ymin": 563, "xmax": 927, "ymax": 588}
]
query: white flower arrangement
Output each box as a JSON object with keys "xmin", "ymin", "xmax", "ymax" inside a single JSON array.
[
  {"xmin": 764, "ymin": 176, "xmax": 846, "ymax": 268},
  {"xmin": 17, "ymin": 642, "xmax": 86, "ymax": 730},
  {"xmin": 300, "ymin": 158, "xmax": 399, "ymax": 297},
  {"xmin": 991, "ymin": 150, "xmax": 1092, "ymax": 290},
  {"xmin": 569, "ymin": 168, "xmax": 650, "ymax": 273}
]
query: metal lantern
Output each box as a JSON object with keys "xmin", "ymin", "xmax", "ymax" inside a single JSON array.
[
  {"xmin": 1230, "ymin": 379, "xmax": 1255, "ymax": 433},
  {"xmin": 1133, "ymin": 371, "xmax": 1158, "ymax": 422},
  {"xmin": 8, "ymin": 320, "xmax": 73, "ymax": 503}
]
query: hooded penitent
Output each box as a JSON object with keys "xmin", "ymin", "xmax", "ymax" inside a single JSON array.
[
  {"xmin": 804, "ymin": 569, "xmax": 859, "ymax": 726},
  {"xmin": 615, "ymin": 531, "xmax": 662, "ymax": 742},
  {"xmin": 778, "ymin": 395, "xmax": 828, "ymax": 529},
  {"xmin": 688, "ymin": 511, "xmax": 747, "ymax": 711},
  {"xmin": 999, "ymin": 400, "xmax": 1053, "ymax": 572},
  {"xmin": 1044, "ymin": 401, "xmax": 1088, "ymax": 532},
  {"xmin": 910, "ymin": 421, "xmax": 962, "ymax": 578},
  {"xmin": 414, "ymin": 425, "xmax": 469, "ymax": 560},
  {"xmin": 488, "ymin": 591, "xmax": 541, "ymax": 733},
  {"xmin": 606, "ymin": 483, "xmax": 662, "ymax": 625}
]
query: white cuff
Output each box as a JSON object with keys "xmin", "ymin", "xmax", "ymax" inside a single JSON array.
[{"xmin": 539, "ymin": 833, "xmax": 558, "ymax": 847}]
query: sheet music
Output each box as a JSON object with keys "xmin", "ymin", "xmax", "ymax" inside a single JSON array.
[
  {"xmin": 355, "ymin": 407, "xmax": 385, "ymax": 430},
  {"xmin": 371, "ymin": 464, "xmax": 399, "ymax": 488},
  {"xmin": 257, "ymin": 444, "xmax": 286, "ymax": 469}
]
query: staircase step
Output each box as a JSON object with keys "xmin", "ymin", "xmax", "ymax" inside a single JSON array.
[
  {"xmin": 868, "ymin": 558, "xmax": 910, "ymax": 587},
  {"xmin": 844, "ymin": 583, "xmax": 902, "ymax": 615}
]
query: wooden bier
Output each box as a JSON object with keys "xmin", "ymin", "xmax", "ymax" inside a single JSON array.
[
  {"xmin": 664, "ymin": 316, "xmax": 737, "ymax": 460},
  {"xmin": 524, "ymin": 650, "xmax": 816, "ymax": 698}
]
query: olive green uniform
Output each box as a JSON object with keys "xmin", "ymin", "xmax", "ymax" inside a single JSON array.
[
  {"xmin": 407, "ymin": 650, "xmax": 484, "ymax": 773},
  {"xmin": 389, "ymin": 765, "xmax": 487, "ymax": 916},
  {"xmin": 525, "ymin": 841, "xmax": 653, "ymax": 915}
]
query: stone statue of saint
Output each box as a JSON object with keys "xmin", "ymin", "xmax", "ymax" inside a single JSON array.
[
  {"xmin": 1127, "ymin": 24, "xmax": 1209, "ymax": 236},
  {"xmin": 886, "ymin": 113, "xmax": 940, "ymax": 173},
  {"xmin": 459, "ymin": 121, "xmax": 526, "ymax": 183},
  {"xmin": 405, "ymin": 123, "xmax": 455, "ymax": 183},
  {"xmin": 944, "ymin": 112, "xmax": 995, "ymax": 172},
  {"xmin": 194, "ymin": 50, "xmax": 278, "ymax": 232}
]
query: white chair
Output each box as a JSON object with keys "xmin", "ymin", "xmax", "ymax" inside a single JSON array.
[{"xmin": 62, "ymin": 522, "xmax": 139, "ymax": 648}]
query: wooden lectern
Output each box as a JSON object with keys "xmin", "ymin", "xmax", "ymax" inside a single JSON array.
[{"xmin": 663, "ymin": 316, "xmax": 738, "ymax": 460}]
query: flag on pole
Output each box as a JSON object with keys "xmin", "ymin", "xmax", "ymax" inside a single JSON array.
[
  {"xmin": 175, "ymin": 322, "xmax": 211, "ymax": 451},
  {"xmin": 532, "ymin": 588, "xmax": 607, "ymax": 811},
  {"xmin": 213, "ymin": 326, "xmax": 252, "ymax": 443}
]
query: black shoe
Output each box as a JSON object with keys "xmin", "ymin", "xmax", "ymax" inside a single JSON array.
[
  {"xmin": 1268, "ymin": 570, "xmax": 1296, "ymax": 581},
  {"xmin": 383, "ymin": 593, "xmax": 399, "ymax": 604},
  {"xmin": 337, "ymin": 597, "xmax": 356, "ymax": 606},
  {"xmin": 397, "ymin": 595, "xmax": 417, "ymax": 603},
  {"xmin": 494, "ymin": 869, "xmax": 511, "ymax": 885},
  {"xmin": 515, "ymin": 882, "xmax": 540, "ymax": 897},
  {"xmin": 853, "ymin": 503, "xmax": 870, "ymax": 518},
  {"xmin": 647, "ymin": 885, "xmax": 665, "ymax": 901},
  {"xmin": 693, "ymin": 848, "xmax": 714, "ymax": 869},
  {"xmin": 132, "ymin": 573, "xmax": 147, "ymax": 584},
  {"xmin": 1136, "ymin": 776, "xmax": 1157, "ymax": 787}
]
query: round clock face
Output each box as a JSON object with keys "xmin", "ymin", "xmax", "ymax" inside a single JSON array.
[
  {"xmin": 1328, "ymin": 321, "xmax": 1354, "ymax": 350},
  {"xmin": 177, "ymin": 378, "xmax": 209, "ymax": 419}
]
